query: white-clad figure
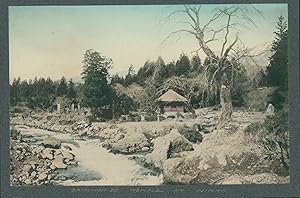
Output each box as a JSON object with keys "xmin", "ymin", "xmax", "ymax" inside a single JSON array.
[
  {"xmin": 141, "ymin": 114, "xmax": 145, "ymax": 121},
  {"xmin": 266, "ymin": 103, "xmax": 275, "ymax": 116},
  {"xmin": 155, "ymin": 109, "xmax": 160, "ymax": 121},
  {"xmin": 57, "ymin": 103, "xmax": 61, "ymax": 113}
]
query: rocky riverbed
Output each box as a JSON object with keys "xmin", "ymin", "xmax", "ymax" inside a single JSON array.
[
  {"xmin": 10, "ymin": 108, "xmax": 289, "ymax": 185},
  {"xmin": 10, "ymin": 127, "xmax": 77, "ymax": 185},
  {"xmin": 10, "ymin": 125, "xmax": 163, "ymax": 186}
]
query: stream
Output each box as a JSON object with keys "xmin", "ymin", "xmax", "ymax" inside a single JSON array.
[{"xmin": 19, "ymin": 126, "xmax": 163, "ymax": 186}]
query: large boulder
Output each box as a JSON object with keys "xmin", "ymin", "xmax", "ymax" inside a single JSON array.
[
  {"xmin": 41, "ymin": 137, "xmax": 61, "ymax": 149},
  {"xmin": 145, "ymin": 129, "xmax": 193, "ymax": 170},
  {"xmin": 110, "ymin": 131, "xmax": 150, "ymax": 154}
]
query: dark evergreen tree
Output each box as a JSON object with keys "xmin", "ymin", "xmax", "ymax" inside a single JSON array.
[
  {"xmin": 136, "ymin": 61, "xmax": 155, "ymax": 85},
  {"xmin": 252, "ymin": 69, "xmax": 267, "ymax": 88},
  {"xmin": 20, "ymin": 80, "xmax": 29, "ymax": 103},
  {"xmin": 25, "ymin": 77, "xmax": 56, "ymax": 109},
  {"xmin": 175, "ymin": 53, "xmax": 191, "ymax": 76},
  {"xmin": 266, "ymin": 15, "xmax": 288, "ymax": 90},
  {"xmin": 81, "ymin": 49, "xmax": 113, "ymax": 117},
  {"xmin": 124, "ymin": 65, "xmax": 137, "ymax": 86},
  {"xmin": 153, "ymin": 57, "xmax": 167, "ymax": 84},
  {"xmin": 111, "ymin": 74, "xmax": 125, "ymax": 85},
  {"xmin": 67, "ymin": 79, "xmax": 77, "ymax": 103},
  {"xmin": 165, "ymin": 61, "xmax": 176, "ymax": 77},
  {"xmin": 191, "ymin": 55, "xmax": 203, "ymax": 73},
  {"xmin": 56, "ymin": 76, "xmax": 68, "ymax": 97},
  {"xmin": 10, "ymin": 77, "xmax": 21, "ymax": 106}
]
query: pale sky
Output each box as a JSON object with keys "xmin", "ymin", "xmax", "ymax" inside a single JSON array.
[{"xmin": 9, "ymin": 4, "xmax": 288, "ymax": 82}]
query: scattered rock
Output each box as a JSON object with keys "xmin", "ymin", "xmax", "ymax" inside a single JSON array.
[
  {"xmin": 42, "ymin": 148, "xmax": 54, "ymax": 160},
  {"xmin": 38, "ymin": 172, "xmax": 48, "ymax": 181},
  {"xmin": 24, "ymin": 179, "xmax": 32, "ymax": 185},
  {"xmin": 62, "ymin": 150, "xmax": 74, "ymax": 161},
  {"xmin": 41, "ymin": 137, "xmax": 61, "ymax": 149},
  {"xmin": 22, "ymin": 165, "xmax": 32, "ymax": 174},
  {"xmin": 51, "ymin": 155, "xmax": 67, "ymax": 169},
  {"xmin": 30, "ymin": 171, "xmax": 37, "ymax": 178},
  {"xmin": 78, "ymin": 130, "xmax": 87, "ymax": 136},
  {"xmin": 142, "ymin": 146, "xmax": 150, "ymax": 152},
  {"xmin": 114, "ymin": 134, "xmax": 125, "ymax": 141}
]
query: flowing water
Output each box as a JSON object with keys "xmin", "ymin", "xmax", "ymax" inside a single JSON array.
[{"xmin": 19, "ymin": 126, "xmax": 163, "ymax": 186}]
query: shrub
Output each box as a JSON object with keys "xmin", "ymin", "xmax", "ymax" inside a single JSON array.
[
  {"xmin": 268, "ymin": 88, "xmax": 287, "ymax": 110},
  {"xmin": 244, "ymin": 122, "xmax": 263, "ymax": 135},
  {"xmin": 145, "ymin": 115, "xmax": 157, "ymax": 121},
  {"xmin": 244, "ymin": 110, "xmax": 289, "ymax": 175},
  {"xmin": 87, "ymin": 115, "xmax": 96, "ymax": 123}
]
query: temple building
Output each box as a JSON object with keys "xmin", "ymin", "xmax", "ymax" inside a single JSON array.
[{"xmin": 157, "ymin": 89, "xmax": 188, "ymax": 113}]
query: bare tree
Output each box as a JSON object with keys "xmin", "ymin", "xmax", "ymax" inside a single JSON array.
[{"xmin": 163, "ymin": 5, "xmax": 266, "ymax": 124}]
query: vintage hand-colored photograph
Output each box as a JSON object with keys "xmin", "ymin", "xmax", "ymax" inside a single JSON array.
[{"xmin": 9, "ymin": 3, "xmax": 289, "ymax": 186}]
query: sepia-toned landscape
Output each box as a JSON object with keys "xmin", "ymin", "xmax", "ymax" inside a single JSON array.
[{"xmin": 9, "ymin": 4, "xmax": 289, "ymax": 186}]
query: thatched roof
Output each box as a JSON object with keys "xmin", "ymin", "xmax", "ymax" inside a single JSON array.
[{"xmin": 157, "ymin": 89, "xmax": 187, "ymax": 102}]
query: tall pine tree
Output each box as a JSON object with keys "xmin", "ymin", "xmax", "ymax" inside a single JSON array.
[
  {"xmin": 81, "ymin": 49, "xmax": 113, "ymax": 117},
  {"xmin": 266, "ymin": 15, "xmax": 288, "ymax": 90},
  {"xmin": 56, "ymin": 76, "xmax": 68, "ymax": 97},
  {"xmin": 67, "ymin": 79, "xmax": 77, "ymax": 103}
]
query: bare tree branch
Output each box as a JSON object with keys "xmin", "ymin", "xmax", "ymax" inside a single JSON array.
[
  {"xmin": 223, "ymin": 34, "xmax": 239, "ymax": 58},
  {"xmin": 161, "ymin": 10, "xmax": 185, "ymax": 23},
  {"xmin": 205, "ymin": 26, "xmax": 226, "ymax": 44},
  {"xmin": 201, "ymin": 9, "xmax": 224, "ymax": 32},
  {"xmin": 176, "ymin": 20, "xmax": 196, "ymax": 30},
  {"xmin": 184, "ymin": 5, "xmax": 198, "ymax": 27},
  {"xmin": 220, "ymin": 11, "xmax": 233, "ymax": 57},
  {"xmin": 161, "ymin": 29, "xmax": 196, "ymax": 47},
  {"xmin": 188, "ymin": 5, "xmax": 201, "ymax": 27}
]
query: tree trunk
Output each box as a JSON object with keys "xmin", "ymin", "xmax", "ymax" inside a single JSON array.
[{"xmin": 219, "ymin": 84, "xmax": 233, "ymax": 124}]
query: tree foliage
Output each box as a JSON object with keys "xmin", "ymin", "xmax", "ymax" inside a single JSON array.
[
  {"xmin": 175, "ymin": 53, "xmax": 191, "ymax": 77},
  {"xmin": 81, "ymin": 49, "xmax": 113, "ymax": 116},
  {"xmin": 67, "ymin": 79, "xmax": 77, "ymax": 103},
  {"xmin": 56, "ymin": 76, "xmax": 68, "ymax": 97},
  {"xmin": 266, "ymin": 15, "xmax": 288, "ymax": 90},
  {"xmin": 251, "ymin": 69, "xmax": 267, "ymax": 88}
]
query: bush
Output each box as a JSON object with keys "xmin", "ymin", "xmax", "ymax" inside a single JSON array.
[
  {"xmin": 246, "ymin": 87, "xmax": 276, "ymax": 112},
  {"xmin": 145, "ymin": 115, "xmax": 157, "ymax": 121},
  {"xmin": 244, "ymin": 110, "xmax": 289, "ymax": 175},
  {"xmin": 10, "ymin": 106, "xmax": 30, "ymax": 114},
  {"xmin": 178, "ymin": 125, "xmax": 203, "ymax": 143},
  {"xmin": 244, "ymin": 122, "xmax": 263, "ymax": 135},
  {"xmin": 268, "ymin": 88, "xmax": 287, "ymax": 110},
  {"xmin": 87, "ymin": 115, "xmax": 96, "ymax": 123}
]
